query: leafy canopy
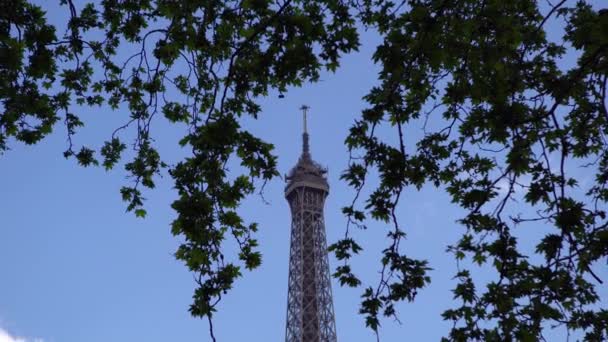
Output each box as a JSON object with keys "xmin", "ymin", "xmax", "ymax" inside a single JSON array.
[{"xmin": 1, "ymin": 0, "xmax": 607, "ymax": 340}]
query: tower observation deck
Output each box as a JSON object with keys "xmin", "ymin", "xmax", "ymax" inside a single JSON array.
[{"xmin": 284, "ymin": 106, "xmax": 337, "ymax": 342}]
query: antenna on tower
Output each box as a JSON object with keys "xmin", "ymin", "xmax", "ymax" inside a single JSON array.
[
  {"xmin": 300, "ymin": 105, "xmax": 310, "ymax": 156},
  {"xmin": 300, "ymin": 105, "xmax": 309, "ymax": 134}
]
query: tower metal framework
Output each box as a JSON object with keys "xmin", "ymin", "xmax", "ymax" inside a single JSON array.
[{"xmin": 285, "ymin": 106, "xmax": 337, "ymax": 342}]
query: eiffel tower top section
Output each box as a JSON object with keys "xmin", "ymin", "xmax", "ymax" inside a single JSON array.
[{"xmin": 285, "ymin": 105, "xmax": 329, "ymax": 197}]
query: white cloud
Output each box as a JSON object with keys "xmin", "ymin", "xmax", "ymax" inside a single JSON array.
[
  {"xmin": 0, "ymin": 328, "xmax": 43, "ymax": 342},
  {"xmin": 496, "ymin": 175, "xmax": 531, "ymax": 197}
]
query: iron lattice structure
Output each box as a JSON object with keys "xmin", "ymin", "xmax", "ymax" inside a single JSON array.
[{"xmin": 285, "ymin": 107, "xmax": 337, "ymax": 342}]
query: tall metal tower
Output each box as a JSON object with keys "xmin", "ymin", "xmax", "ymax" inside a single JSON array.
[{"xmin": 285, "ymin": 106, "xmax": 337, "ymax": 342}]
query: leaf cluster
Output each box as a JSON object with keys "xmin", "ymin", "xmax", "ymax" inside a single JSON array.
[{"xmin": 339, "ymin": 0, "xmax": 608, "ymax": 340}]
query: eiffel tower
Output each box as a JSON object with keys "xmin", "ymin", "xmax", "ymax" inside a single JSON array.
[{"xmin": 284, "ymin": 106, "xmax": 337, "ymax": 342}]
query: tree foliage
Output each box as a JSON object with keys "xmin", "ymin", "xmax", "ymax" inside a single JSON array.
[{"xmin": 1, "ymin": 0, "xmax": 607, "ymax": 340}]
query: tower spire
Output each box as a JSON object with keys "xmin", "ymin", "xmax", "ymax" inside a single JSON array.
[{"xmin": 300, "ymin": 105, "xmax": 310, "ymax": 157}]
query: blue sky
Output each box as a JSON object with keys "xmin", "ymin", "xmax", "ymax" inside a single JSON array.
[{"xmin": 1, "ymin": 1, "xmax": 606, "ymax": 341}]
